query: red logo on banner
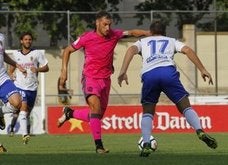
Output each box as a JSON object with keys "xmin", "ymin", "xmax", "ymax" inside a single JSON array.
[{"xmin": 47, "ymin": 105, "xmax": 228, "ymax": 134}]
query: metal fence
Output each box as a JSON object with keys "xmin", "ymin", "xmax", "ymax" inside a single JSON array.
[
  {"xmin": 1, "ymin": 10, "xmax": 227, "ymax": 47},
  {"xmin": 1, "ymin": 10, "xmax": 228, "ymax": 105}
]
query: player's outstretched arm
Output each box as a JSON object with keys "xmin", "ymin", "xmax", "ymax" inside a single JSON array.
[
  {"xmin": 118, "ymin": 45, "xmax": 139, "ymax": 87},
  {"xmin": 181, "ymin": 46, "xmax": 213, "ymax": 85},
  {"xmin": 124, "ymin": 29, "xmax": 150, "ymax": 37}
]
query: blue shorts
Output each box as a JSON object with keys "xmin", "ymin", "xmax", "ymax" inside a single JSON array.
[
  {"xmin": 141, "ymin": 66, "xmax": 189, "ymax": 104},
  {"xmin": 0, "ymin": 80, "xmax": 20, "ymax": 103},
  {"xmin": 17, "ymin": 88, "xmax": 37, "ymax": 109}
]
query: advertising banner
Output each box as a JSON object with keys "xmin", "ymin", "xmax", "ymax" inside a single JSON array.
[{"xmin": 47, "ymin": 105, "xmax": 228, "ymax": 134}]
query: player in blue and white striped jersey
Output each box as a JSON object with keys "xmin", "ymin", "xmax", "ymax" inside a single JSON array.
[
  {"xmin": 0, "ymin": 33, "xmax": 26, "ymax": 146},
  {"xmin": 8, "ymin": 32, "xmax": 49, "ymax": 142},
  {"xmin": 118, "ymin": 21, "xmax": 217, "ymax": 157}
]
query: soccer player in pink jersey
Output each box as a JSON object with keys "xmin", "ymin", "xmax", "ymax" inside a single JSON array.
[{"xmin": 57, "ymin": 10, "xmax": 149, "ymax": 153}]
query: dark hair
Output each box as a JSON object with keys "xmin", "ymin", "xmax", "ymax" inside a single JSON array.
[
  {"xmin": 95, "ymin": 10, "xmax": 112, "ymax": 20},
  {"xmin": 150, "ymin": 21, "xmax": 166, "ymax": 36},
  {"xmin": 20, "ymin": 32, "xmax": 33, "ymax": 40}
]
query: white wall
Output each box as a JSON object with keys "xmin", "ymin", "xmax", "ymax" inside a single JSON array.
[{"xmin": 38, "ymin": 32, "xmax": 228, "ymax": 105}]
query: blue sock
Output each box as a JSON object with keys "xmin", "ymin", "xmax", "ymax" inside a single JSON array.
[
  {"xmin": 141, "ymin": 113, "xmax": 153, "ymax": 143},
  {"xmin": 183, "ymin": 107, "xmax": 202, "ymax": 130}
]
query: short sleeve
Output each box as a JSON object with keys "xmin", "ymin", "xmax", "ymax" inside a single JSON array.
[
  {"xmin": 0, "ymin": 33, "xmax": 5, "ymax": 49},
  {"xmin": 175, "ymin": 40, "xmax": 186, "ymax": 52},
  {"xmin": 71, "ymin": 32, "xmax": 88, "ymax": 50},
  {"xmin": 133, "ymin": 40, "xmax": 142, "ymax": 53},
  {"xmin": 37, "ymin": 51, "xmax": 48, "ymax": 67},
  {"xmin": 112, "ymin": 29, "xmax": 124, "ymax": 40}
]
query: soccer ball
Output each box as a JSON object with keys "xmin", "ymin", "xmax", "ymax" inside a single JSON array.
[{"xmin": 138, "ymin": 135, "xmax": 158, "ymax": 151}]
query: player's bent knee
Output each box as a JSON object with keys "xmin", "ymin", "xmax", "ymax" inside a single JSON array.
[
  {"xmin": 8, "ymin": 100, "xmax": 22, "ymax": 111},
  {"xmin": 9, "ymin": 95, "xmax": 22, "ymax": 108}
]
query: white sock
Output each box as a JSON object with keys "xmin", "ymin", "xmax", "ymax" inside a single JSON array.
[
  {"xmin": 141, "ymin": 113, "xmax": 153, "ymax": 143},
  {"xmin": 2, "ymin": 102, "xmax": 17, "ymax": 114},
  {"xmin": 19, "ymin": 111, "xmax": 28, "ymax": 136},
  {"xmin": 183, "ymin": 107, "xmax": 202, "ymax": 130}
]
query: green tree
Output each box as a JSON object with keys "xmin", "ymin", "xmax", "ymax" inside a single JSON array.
[
  {"xmin": 134, "ymin": 0, "xmax": 227, "ymax": 32},
  {"xmin": 212, "ymin": 0, "xmax": 228, "ymax": 31},
  {"xmin": 0, "ymin": 0, "xmax": 122, "ymax": 47},
  {"xmin": 39, "ymin": 0, "xmax": 122, "ymax": 45}
]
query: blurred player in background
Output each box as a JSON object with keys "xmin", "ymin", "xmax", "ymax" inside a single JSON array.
[
  {"xmin": 118, "ymin": 21, "xmax": 218, "ymax": 157},
  {"xmin": 8, "ymin": 32, "xmax": 49, "ymax": 142},
  {"xmin": 0, "ymin": 33, "xmax": 26, "ymax": 146},
  {"xmin": 57, "ymin": 10, "xmax": 149, "ymax": 153}
]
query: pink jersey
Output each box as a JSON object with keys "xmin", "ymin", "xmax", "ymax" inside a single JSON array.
[{"xmin": 71, "ymin": 29, "xmax": 124, "ymax": 78}]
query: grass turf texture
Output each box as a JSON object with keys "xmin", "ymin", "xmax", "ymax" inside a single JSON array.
[{"xmin": 0, "ymin": 133, "xmax": 227, "ymax": 165}]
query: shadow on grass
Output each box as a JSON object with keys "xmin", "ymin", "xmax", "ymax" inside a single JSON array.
[{"xmin": 1, "ymin": 152, "xmax": 228, "ymax": 165}]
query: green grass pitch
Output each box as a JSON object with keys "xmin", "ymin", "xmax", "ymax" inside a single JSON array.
[{"xmin": 0, "ymin": 133, "xmax": 228, "ymax": 165}]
